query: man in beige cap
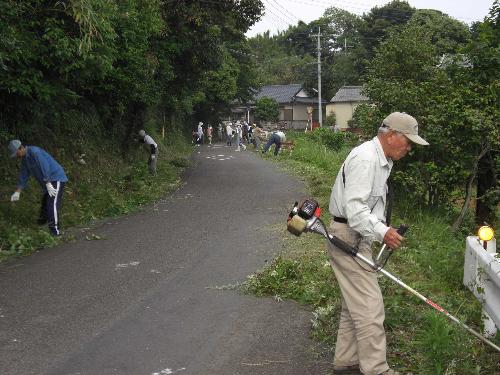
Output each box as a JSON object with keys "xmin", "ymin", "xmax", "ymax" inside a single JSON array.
[{"xmin": 327, "ymin": 112, "xmax": 428, "ymax": 375}]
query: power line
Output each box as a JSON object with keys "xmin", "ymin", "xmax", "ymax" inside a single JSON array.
[
  {"xmin": 263, "ymin": 0, "xmax": 297, "ymax": 29},
  {"xmin": 269, "ymin": 0, "xmax": 301, "ymax": 22},
  {"xmin": 284, "ymin": 0, "xmax": 372, "ymax": 15}
]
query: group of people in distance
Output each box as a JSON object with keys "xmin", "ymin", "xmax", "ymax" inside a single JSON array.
[{"xmin": 193, "ymin": 119, "xmax": 287, "ymax": 156}]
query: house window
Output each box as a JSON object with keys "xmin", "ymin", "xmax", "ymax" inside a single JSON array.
[{"xmin": 283, "ymin": 109, "xmax": 293, "ymax": 121}]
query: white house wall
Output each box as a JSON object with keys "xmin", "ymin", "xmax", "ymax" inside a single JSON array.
[
  {"xmin": 293, "ymin": 105, "xmax": 308, "ymax": 121},
  {"xmin": 278, "ymin": 104, "xmax": 308, "ymax": 122},
  {"xmin": 326, "ymin": 102, "xmax": 361, "ymax": 129}
]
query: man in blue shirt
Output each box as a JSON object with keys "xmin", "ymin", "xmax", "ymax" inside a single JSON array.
[{"xmin": 8, "ymin": 140, "xmax": 68, "ymax": 236}]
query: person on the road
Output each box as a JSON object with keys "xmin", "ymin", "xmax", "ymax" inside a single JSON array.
[
  {"xmin": 226, "ymin": 122, "xmax": 234, "ymax": 146},
  {"xmin": 262, "ymin": 130, "xmax": 285, "ymax": 156},
  {"xmin": 207, "ymin": 124, "xmax": 213, "ymax": 145},
  {"xmin": 252, "ymin": 124, "xmax": 266, "ymax": 151},
  {"xmin": 197, "ymin": 122, "xmax": 204, "ymax": 145},
  {"xmin": 242, "ymin": 121, "xmax": 249, "ymax": 144},
  {"xmin": 235, "ymin": 121, "xmax": 246, "ymax": 152},
  {"xmin": 217, "ymin": 123, "xmax": 223, "ymax": 141},
  {"xmin": 138, "ymin": 130, "xmax": 158, "ymax": 175},
  {"xmin": 327, "ymin": 112, "xmax": 429, "ymax": 375},
  {"xmin": 8, "ymin": 140, "xmax": 68, "ymax": 236},
  {"xmin": 248, "ymin": 123, "xmax": 254, "ymax": 145}
]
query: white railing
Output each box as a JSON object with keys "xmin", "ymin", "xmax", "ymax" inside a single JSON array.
[{"xmin": 463, "ymin": 236, "xmax": 499, "ymax": 337}]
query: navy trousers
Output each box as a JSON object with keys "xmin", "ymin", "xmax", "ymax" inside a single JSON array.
[
  {"xmin": 263, "ymin": 133, "xmax": 282, "ymax": 155},
  {"xmin": 40, "ymin": 181, "xmax": 65, "ymax": 236}
]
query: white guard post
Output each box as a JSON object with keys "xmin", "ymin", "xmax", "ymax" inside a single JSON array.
[{"xmin": 463, "ymin": 236, "xmax": 499, "ymax": 337}]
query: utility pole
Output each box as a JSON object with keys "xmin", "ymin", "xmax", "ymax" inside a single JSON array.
[{"xmin": 317, "ymin": 27, "xmax": 322, "ymax": 128}]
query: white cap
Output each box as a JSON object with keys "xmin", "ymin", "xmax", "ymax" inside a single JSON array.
[{"xmin": 383, "ymin": 112, "xmax": 429, "ymax": 145}]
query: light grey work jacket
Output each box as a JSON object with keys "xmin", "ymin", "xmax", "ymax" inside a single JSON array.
[{"xmin": 329, "ymin": 136, "xmax": 393, "ymax": 243}]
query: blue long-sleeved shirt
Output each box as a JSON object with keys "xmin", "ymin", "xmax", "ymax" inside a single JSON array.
[{"xmin": 17, "ymin": 146, "xmax": 68, "ymax": 191}]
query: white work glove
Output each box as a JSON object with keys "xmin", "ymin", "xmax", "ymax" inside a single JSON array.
[
  {"xmin": 10, "ymin": 191, "xmax": 20, "ymax": 202},
  {"xmin": 151, "ymin": 154, "xmax": 156, "ymax": 160},
  {"xmin": 46, "ymin": 182, "xmax": 57, "ymax": 197}
]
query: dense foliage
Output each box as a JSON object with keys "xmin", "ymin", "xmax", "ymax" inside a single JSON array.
[{"xmin": 0, "ymin": 0, "xmax": 264, "ymax": 144}]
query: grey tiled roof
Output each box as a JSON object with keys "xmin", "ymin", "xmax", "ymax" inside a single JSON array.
[
  {"xmin": 330, "ymin": 86, "xmax": 369, "ymax": 103},
  {"xmin": 254, "ymin": 84, "xmax": 303, "ymax": 104}
]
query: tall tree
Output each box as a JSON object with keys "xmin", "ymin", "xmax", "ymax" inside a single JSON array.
[
  {"xmin": 359, "ymin": 16, "xmax": 499, "ymax": 227},
  {"xmin": 320, "ymin": 8, "xmax": 364, "ymax": 98},
  {"xmin": 409, "ymin": 9, "xmax": 470, "ymax": 55},
  {"xmin": 358, "ymin": 0, "xmax": 415, "ymax": 69},
  {"xmin": 464, "ymin": 1, "xmax": 499, "ymax": 225}
]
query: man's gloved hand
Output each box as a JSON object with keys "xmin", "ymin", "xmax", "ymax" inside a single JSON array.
[
  {"xmin": 151, "ymin": 154, "xmax": 156, "ymax": 160},
  {"xmin": 46, "ymin": 182, "xmax": 57, "ymax": 197},
  {"xmin": 10, "ymin": 191, "xmax": 20, "ymax": 202}
]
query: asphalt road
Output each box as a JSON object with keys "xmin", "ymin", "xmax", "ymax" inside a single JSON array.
[{"xmin": 0, "ymin": 143, "xmax": 331, "ymax": 375}]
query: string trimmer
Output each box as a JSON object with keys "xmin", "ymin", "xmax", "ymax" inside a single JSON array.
[{"xmin": 287, "ymin": 199, "xmax": 500, "ymax": 353}]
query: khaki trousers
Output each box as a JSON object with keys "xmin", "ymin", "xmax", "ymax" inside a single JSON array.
[{"xmin": 327, "ymin": 221, "xmax": 390, "ymax": 375}]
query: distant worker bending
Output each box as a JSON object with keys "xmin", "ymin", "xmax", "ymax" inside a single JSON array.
[
  {"xmin": 262, "ymin": 130, "xmax": 286, "ymax": 156},
  {"xmin": 138, "ymin": 130, "xmax": 158, "ymax": 175}
]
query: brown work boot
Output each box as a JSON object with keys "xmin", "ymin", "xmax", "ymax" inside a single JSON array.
[{"xmin": 333, "ymin": 364, "xmax": 362, "ymax": 374}]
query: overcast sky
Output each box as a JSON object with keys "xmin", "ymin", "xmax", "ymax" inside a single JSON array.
[{"xmin": 246, "ymin": 0, "xmax": 495, "ymax": 37}]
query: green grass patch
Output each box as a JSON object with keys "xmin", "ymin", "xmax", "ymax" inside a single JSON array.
[{"xmin": 248, "ymin": 130, "xmax": 500, "ymax": 374}]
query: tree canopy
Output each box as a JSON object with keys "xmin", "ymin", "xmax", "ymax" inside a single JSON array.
[
  {"xmin": 254, "ymin": 97, "xmax": 280, "ymax": 122},
  {"xmin": 0, "ymin": 0, "xmax": 265, "ymax": 141}
]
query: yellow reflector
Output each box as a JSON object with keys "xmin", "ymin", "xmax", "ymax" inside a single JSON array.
[{"xmin": 478, "ymin": 226, "xmax": 494, "ymax": 241}]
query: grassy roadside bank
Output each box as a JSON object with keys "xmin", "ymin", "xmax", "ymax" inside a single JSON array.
[
  {"xmin": 245, "ymin": 131, "xmax": 500, "ymax": 374},
  {"xmin": 0, "ymin": 131, "xmax": 192, "ymax": 262}
]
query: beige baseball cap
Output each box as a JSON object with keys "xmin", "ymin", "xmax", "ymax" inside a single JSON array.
[{"xmin": 383, "ymin": 112, "xmax": 429, "ymax": 145}]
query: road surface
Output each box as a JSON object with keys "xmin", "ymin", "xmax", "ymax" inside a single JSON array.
[{"xmin": 0, "ymin": 143, "xmax": 331, "ymax": 375}]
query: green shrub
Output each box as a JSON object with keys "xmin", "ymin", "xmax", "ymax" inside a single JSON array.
[
  {"xmin": 305, "ymin": 127, "xmax": 355, "ymax": 151},
  {"xmin": 324, "ymin": 113, "xmax": 336, "ymax": 128}
]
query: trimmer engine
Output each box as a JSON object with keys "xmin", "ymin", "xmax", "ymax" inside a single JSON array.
[{"xmin": 287, "ymin": 199, "xmax": 321, "ymax": 236}]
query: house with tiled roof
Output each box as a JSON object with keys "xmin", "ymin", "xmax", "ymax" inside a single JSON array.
[
  {"xmin": 326, "ymin": 86, "xmax": 370, "ymax": 130},
  {"xmin": 231, "ymin": 84, "xmax": 326, "ymax": 129}
]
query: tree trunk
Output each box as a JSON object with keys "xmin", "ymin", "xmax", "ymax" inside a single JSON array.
[
  {"xmin": 453, "ymin": 146, "xmax": 490, "ymax": 231},
  {"xmin": 452, "ymin": 170, "xmax": 476, "ymax": 232}
]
